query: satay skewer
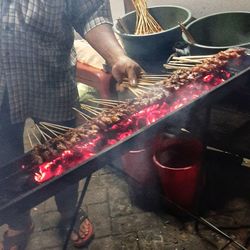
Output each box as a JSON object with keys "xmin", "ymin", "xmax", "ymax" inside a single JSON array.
[
  {"xmin": 30, "ymin": 130, "xmax": 42, "ymax": 145},
  {"xmin": 171, "ymin": 57, "xmax": 203, "ymax": 63},
  {"xmin": 138, "ymin": 83, "xmax": 155, "ymax": 87},
  {"xmin": 122, "ymin": 78, "xmax": 160, "ymax": 84},
  {"xmin": 36, "ymin": 124, "xmax": 52, "ymax": 140},
  {"xmin": 129, "ymin": 87, "xmax": 147, "ymax": 96},
  {"xmin": 88, "ymin": 99, "xmax": 116, "ymax": 107},
  {"xmin": 128, "ymin": 86, "xmax": 140, "ymax": 97},
  {"xmin": 27, "ymin": 130, "xmax": 34, "ymax": 148},
  {"xmin": 142, "ymin": 74, "xmax": 170, "ymax": 76},
  {"xmin": 40, "ymin": 122, "xmax": 71, "ymax": 131},
  {"xmin": 136, "ymin": 88, "xmax": 148, "ymax": 94},
  {"xmin": 90, "ymin": 98, "xmax": 125, "ymax": 103},
  {"xmin": 81, "ymin": 104, "xmax": 107, "ymax": 111},
  {"xmin": 138, "ymin": 85, "xmax": 154, "ymax": 90},
  {"xmin": 177, "ymin": 55, "xmax": 213, "ymax": 59},
  {"xmin": 37, "ymin": 124, "xmax": 64, "ymax": 136},
  {"xmin": 81, "ymin": 106, "xmax": 100, "ymax": 116},
  {"xmin": 72, "ymin": 107, "xmax": 92, "ymax": 120},
  {"xmin": 141, "ymin": 77, "xmax": 168, "ymax": 80},
  {"xmin": 168, "ymin": 62, "xmax": 194, "ymax": 67},
  {"xmin": 124, "ymin": 75, "xmax": 168, "ymax": 80},
  {"xmin": 40, "ymin": 123, "xmax": 59, "ymax": 137},
  {"xmin": 163, "ymin": 64, "xmax": 192, "ymax": 70},
  {"xmin": 37, "ymin": 124, "xmax": 63, "ymax": 137},
  {"xmin": 122, "ymin": 80, "xmax": 157, "ymax": 86},
  {"xmin": 140, "ymin": 78, "xmax": 165, "ymax": 82}
]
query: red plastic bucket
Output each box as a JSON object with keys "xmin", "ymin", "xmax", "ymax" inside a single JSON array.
[
  {"xmin": 122, "ymin": 145, "xmax": 158, "ymax": 186},
  {"xmin": 153, "ymin": 138, "xmax": 203, "ymax": 209}
]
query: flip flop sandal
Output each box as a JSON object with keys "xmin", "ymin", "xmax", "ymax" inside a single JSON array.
[
  {"xmin": 59, "ymin": 209, "xmax": 94, "ymax": 248},
  {"xmin": 2, "ymin": 223, "xmax": 34, "ymax": 250}
]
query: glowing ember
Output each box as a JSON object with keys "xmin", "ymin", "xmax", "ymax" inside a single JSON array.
[
  {"xmin": 203, "ymin": 74, "xmax": 214, "ymax": 83},
  {"xmin": 34, "ymin": 136, "xmax": 102, "ymax": 183},
  {"xmin": 33, "ymin": 69, "xmax": 232, "ymax": 184}
]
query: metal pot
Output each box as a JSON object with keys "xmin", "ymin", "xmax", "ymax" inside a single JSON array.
[
  {"xmin": 182, "ymin": 11, "xmax": 250, "ymax": 55},
  {"xmin": 113, "ymin": 6, "xmax": 192, "ymax": 62}
]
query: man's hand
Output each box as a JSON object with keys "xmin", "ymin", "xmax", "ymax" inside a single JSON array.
[
  {"xmin": 85, "ymin": 24, "xmax": 143, "ymax": 89},
  {"xmin": 111, "ymin": 55, "xmax": 142, "ymax": 87}
]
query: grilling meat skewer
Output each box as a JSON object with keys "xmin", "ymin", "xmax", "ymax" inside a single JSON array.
[
  {"xmin": 162, "ymin": 48, "xmax": 246, "ymax": 90},
  {"xmin": 30, "ymin": 48, "xmax": 247, "ymax": 167},
  {"xmin": 30, "ymin": 91, "xmax": 166, "ymax": 165}
]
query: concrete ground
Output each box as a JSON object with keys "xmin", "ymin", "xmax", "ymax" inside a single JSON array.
[
  {"xmin": 12, "ymin": 166, "xmax": 217, "ymax": 250},
  {"xmin": 0, "ymin": 162, "xmax": 216, "ymax": 250},
  {"xmin": 1, "ymin": 154, "xmax": 250, "ymax": 250}
]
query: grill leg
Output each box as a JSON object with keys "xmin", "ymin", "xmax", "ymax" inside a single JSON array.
[{"xmin": 62, "ymin": 174, "xmax": 92, "ymax": 250}]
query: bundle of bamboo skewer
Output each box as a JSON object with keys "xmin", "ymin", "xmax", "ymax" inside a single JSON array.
[
  {"xmin": 117, "ymin": 73, "xmax": 169, "ymax": 97},
  {"xmin": 132, "ymin": 0, "xmax": 163, "ymax": 35}
]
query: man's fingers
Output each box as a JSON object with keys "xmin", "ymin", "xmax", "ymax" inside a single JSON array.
[
  {"xmin": 127, "ymin": 65, "xmax": 141, "ymax": 87},
  {"xmin": 111, "ymin": 57, "xmax": 143, "ymax": 89},
  {"xmin": 130, "ymin": 79, "xmax": 137, "ymax": 87}
]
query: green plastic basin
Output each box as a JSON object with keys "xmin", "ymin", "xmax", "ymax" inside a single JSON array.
[
  {"xmin": 113, "ymin": 5, "xmax": 192, "ymax": 62},
  {"xmin": 182, "ymin": 11, "xmax": 250, "ymax": 55}
]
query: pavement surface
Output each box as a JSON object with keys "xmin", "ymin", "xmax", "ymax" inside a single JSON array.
[
  {"xmin": 1, "ymin": 152, "xmax": 250, "ymax": 250},
  {"xmin": 0, "ymin": 164, "xmax": 216, "ymax": 250}
]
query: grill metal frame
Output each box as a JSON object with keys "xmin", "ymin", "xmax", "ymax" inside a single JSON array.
[{"xmin": 0, "ymin": 61, "xmax": 249, "ymax": 225}]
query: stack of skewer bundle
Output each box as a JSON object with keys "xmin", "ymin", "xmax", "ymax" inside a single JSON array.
[{"xmin": 132, "ymin": 0, "xmax": 163, "ymax": 35}]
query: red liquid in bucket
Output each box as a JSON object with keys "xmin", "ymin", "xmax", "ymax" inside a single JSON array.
[{"xmin": 153, "ymin": 138, "xmax": 203, "ymax": 209}]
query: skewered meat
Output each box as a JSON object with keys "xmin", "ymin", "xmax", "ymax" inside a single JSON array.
[
  {"xmin": 30, "ymin": 48, "xmax": 246, "ymax": 167},
  {"xmin": 161, "ymin": 48, "xmax": 247, "ymax": 91}
]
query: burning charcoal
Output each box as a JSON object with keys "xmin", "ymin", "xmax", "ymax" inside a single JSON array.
[{"xmin": 28, "ymin": 48, "xmax": 248, "ymax": 184}]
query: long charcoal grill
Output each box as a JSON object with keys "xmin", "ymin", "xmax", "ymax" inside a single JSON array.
[{"xmin": 0, "ymin": 52, "xmax": 250, "ymax": 226}]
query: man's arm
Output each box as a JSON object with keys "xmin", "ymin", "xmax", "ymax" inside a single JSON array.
[{"xmin": 85, "ymin": 23, "xmax": 141, "ymax": 86}]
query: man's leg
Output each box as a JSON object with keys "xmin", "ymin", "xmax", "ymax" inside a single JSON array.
[
  {"xmin": 0, "ymin": 91, "xmax": 25, "ymax": 168},
  {"xmin": 54, "ymin": 182, "xmax": 79, "ymax": 219},
  {"xmin": 51, "ymin": 119, "xmax": 80, "ymax": 218},
  {"xmin": 30, "ymin": 118, "xmax": 79, "ymax": 215},
  {"xmin": 55, "ymin": 180, "xmax": 94, "ymax": 247},
  {"xmin": 51, "ymin": 119, "xmax": 94, "ymax": 247},
  {"xmin": 0, "ymin": 91, "xmax": 32, "ymax": 249},
  {"xmin": 0, "ymin": 120, "xmax": 32, "ymax": 231}
]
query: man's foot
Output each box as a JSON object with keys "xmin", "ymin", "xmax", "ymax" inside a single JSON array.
[
  {"xmin": 0, "ymin": 224, "xmax": 34, "ymax": 250},
  {"xmin": 70, "ymin": 217, "xmax": 94, "ymax": 247},
  {"xmin": 60, "ymin": 209, "xmax": 94, "ymax": 248}
]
